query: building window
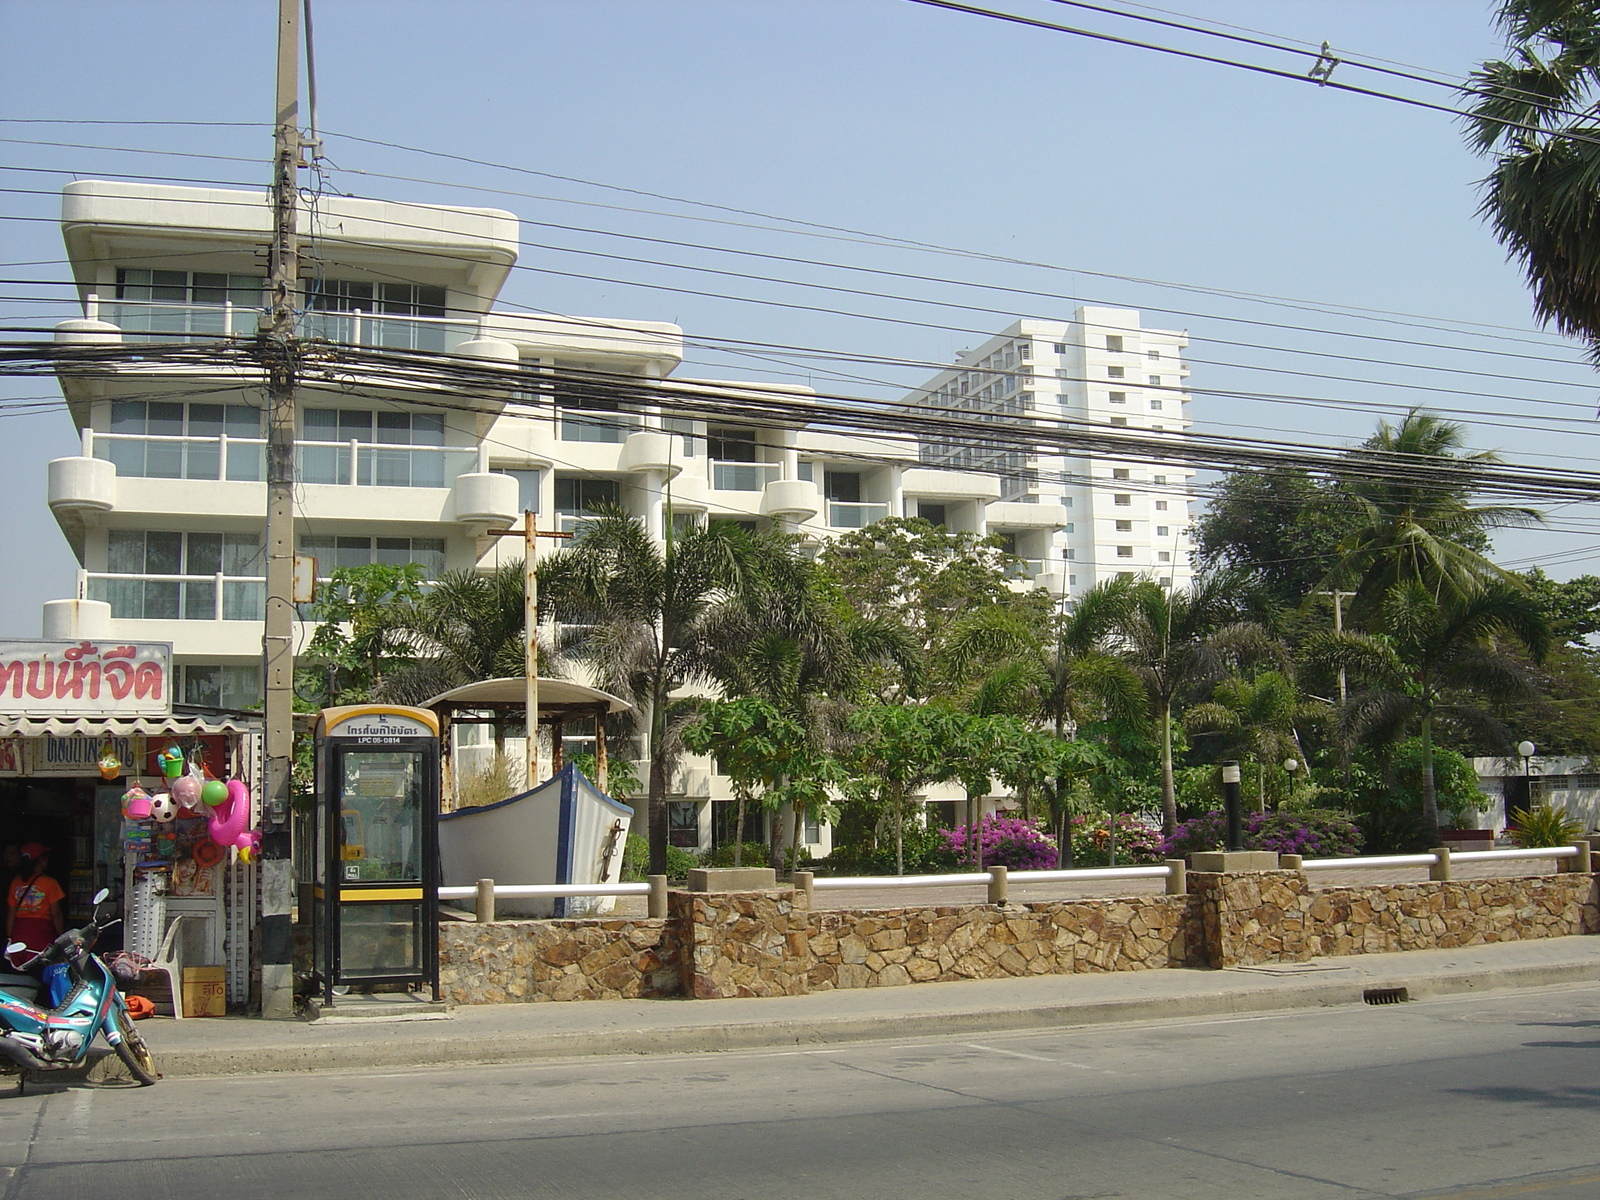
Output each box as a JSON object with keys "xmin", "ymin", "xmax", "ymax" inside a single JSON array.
[
  {"xmin": 1064, "ymin": 549, "xmax": 1075, "ymax": 560},
  {"xmin": 1153, "ymin": 474, "xmax": 1167, "ymax": 484},
  {"xmin": 1068, "ymin": 574, "xmax": 1077, "ymax": 586},
  {"xmin": 1106, "ymin": 335, "xmax": 1123, "ymax": 352},
  {"xmin": 797, "ymin": 460, "xmax": 814, "ymax": 481},
  {"xmin": 1109, "ymin": 392, "xmax": 1126, "ymax": 404},
  {"xmin": 1017, "ymin": 342, "xmax": 1031, "ymax": 359},
  {"xmin": 559, "ymin": 391, "xmax": 633, "ymax": 443},
  {"xmin": 1148, "ymin": 349, "xmax": 1161, "ymax": 359},
  {"xmin": 554, "ymin": 477, "xmax": 622, "ymax": 529},
  {"xmin": 1156, "ymin": 525, "xmax": 1169, "ymax": 537},
  {"xmin": 1107, "ymin": 366, "xmax": 1125, "ymax": 379},
  {"xmin": 1112, "ymin": 468, "xmax": 1130, "ymax": 480},
  {"xmin": 824, "ymin": 470, "xmax": 861, "ymax": 503},
  {"xmin": 300, "ymin": 408, "xmax": 453, "ymax": 488},
  {"xmin": 707, "ymin": 426, "xmax": 759, "ymax": 462},
  {"xmin": 112, "ymin": 269, "xmax": 264, "ymax": 343},
  {"xmin": 667, "ymin": 801, "xmax": 700, "ymax": 848},
  {"xmin": 1053, "ymin": 342, "xmax": 1068, "ymax": 354},
  {"xmin": 303, "ymin": 279, "xmax": 450, "ymax": 351},
  {"xmin": 1114, "ymin": 494, "xmax": 1131, "ymax": 506},
  {"xmin": 491, "ymin": 467, "xmax": 542, "ymax": 513},
  {"xmin": 95, "ymin": 530, "xmax": 264, "ymax": 621},
  {"xmin": 1115, "ymin": 520, "xmax": 1133, "ymax": 532},
  {"xmin": 298, "ymin": 535, "xmax": 446, "ymax": 581},
  {"xmin": 664, "ymin": 416, "xmax": 700, "ymax": 457},
  {"xmin": 1150, "ymin": 399, "xmax": 1163, "ymax": 411},
  {"xmin": 181, "ymin": 664, "xmax": 262, "ymax": 711},
  {"xmin": 1110, "ymin": 417, "xmax": 1127, "ymax": 426},
  {"xmin": 667, "ymin": 510, "xmax": 703, "ymax": 539},
  {"xmin": 1155, "ymin": 500, "xmax": 1168, "ymax": 511},
  {"xmin": 1147, "ymin": 376, "xmax": 1162, "ymax": 386},
  {"xmin": 1117, "ymin": 546, "xmax": 1133, "ymax": 558},
  {"xmin": 1062, "ymin": 522, "xmax": 1074, "ymax": 533},
  {"xmin": 102, "ymin": 400, "xmax": 263, "ymax": 482},
  {"xmin": 1158, "ymin": 551, "xmax": 1172, "ymax": 563},
  {"xmin": 918, "ymin": 502, "xmax": 947, "ymax": 528},
  {"xmin": 1062, "ymin": 496, "xmax": 1073, "ymax": 507}
]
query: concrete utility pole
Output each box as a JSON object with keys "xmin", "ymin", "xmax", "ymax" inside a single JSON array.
[
  {"xmin": 257, "ymin": 0, "xmax": 302, "ymax": 1020},
  {"xmin": 486, "ymin": 513, "xmax": 571, "ymax": 789}
]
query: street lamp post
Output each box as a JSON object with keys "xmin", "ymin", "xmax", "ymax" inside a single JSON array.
[
  {"xmin": 1221, "ymin": 761, "xmax": 1243, "ymax": 851},
  {"xmin": 1283, "ymin": 757, "xmax": 1299, "ymax": 808},
  {"xmin": 1515, "ymin": 740, "xmax": 1536, "ymax": 827}
]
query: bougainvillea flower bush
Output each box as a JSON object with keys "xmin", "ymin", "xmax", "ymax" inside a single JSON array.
[
  {"xmin": 1161, "ymin": 809, "xmax": 1363, "ymax": 860},
  {"xmin": 941, "ymin": 815, "xmax": 1059, "ymax": 870}
]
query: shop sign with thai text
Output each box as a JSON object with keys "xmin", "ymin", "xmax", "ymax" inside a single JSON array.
[
  {"xmin": 0, "ymin": 640, "xmax": 172, "ymax": 717},
  {"xmin": 31, "ymin": 734, "xmax": 143, "ymax": 777}
]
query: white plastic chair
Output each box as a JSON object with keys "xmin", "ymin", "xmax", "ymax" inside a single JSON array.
[{"xmin": 146, "ymin": 914, "xmax": 191, "ymax": 1019}]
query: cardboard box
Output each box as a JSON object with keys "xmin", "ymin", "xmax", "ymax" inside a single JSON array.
[{"xmin": 180, "ymin": 966, "xmax": 226, "ymax": 1017}]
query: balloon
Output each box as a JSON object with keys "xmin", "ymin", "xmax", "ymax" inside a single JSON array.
[
  {"xmin": 171, "ymin": 775, "xmax": 202, "ymax": 808},
  {"xmin": 122, "ymin": 785, "xmax": 151, "ymax": 820},
  {"xmin": 201, "ymin": 779, "xmax": 229, "ymax": 807}
]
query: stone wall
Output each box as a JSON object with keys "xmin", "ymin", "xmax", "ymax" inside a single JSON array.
[
  {"xmin": 1192, "ymin": 870, "xmax": 1600, "ymax": 967},
  {"xmin": 439, "ymin": 917, "xmax": 679, "ymax": 1003},
  {"xmin": 805, "ymin": 897, "xmax": 1200, "ymax": 990},
  {"xmin": 435, "ymin": 872, "xmax": 1600, "ymax": 1003}
]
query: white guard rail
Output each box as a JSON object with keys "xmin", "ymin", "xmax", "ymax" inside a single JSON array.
[
  {"xmin": 438, "ymin": 879, "xmax": 662, "ymax": 922},
  {"xmin": 1301, "ymin": 846, "xmax": 1581, "ymax": 871}
]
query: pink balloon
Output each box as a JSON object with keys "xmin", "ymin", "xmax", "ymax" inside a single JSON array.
[{"xmin": 171, "ymin": 775, "xmax": 202, "ymax": 808}]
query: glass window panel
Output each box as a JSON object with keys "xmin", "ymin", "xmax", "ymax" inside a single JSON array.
[
  {"xmin": 410, "ymin": 413, "xmax": 443, "ymax": 445},
  {"xmin": 116, "ymin": 269, "xmax": 152, "ymax": 300},
  {"xmin": 107, "ymin": 438, "xmax": 146, "ymax": 478},
  {"xmin": 183, "ymin": 579, "xmax": 217, "ymax": 620},
  {"xmin": 376, "ymin": 412, "xmax": 410, "ymax": 445},
  {"xmin": 184, "ymin": 439, "xmax": 220, "ymax": 481},
  {"xmin": 186, "ymin": 404, "xmax": 224, "ymax": 437},
  {"xmin": 145, "ymin": 403, "xmax": 184, "ymax": 436},
  {"xmin": 144, "ymin": 440, "xmax": 182, "ymax": 479},
  {"xmin": 190, "ymin": 273, "xmax": 229, "ymax": 305},
  {"xmin": 707, "ymin": 427, "xmax": 758, "ymax": 462},
  {"xmin": 106, "ymin": 531, "xmax": 145, "ymax": 574},
  {"xmin": 225, "ymin": 440, "xmax": 263, "ymax": 482},
  {"xmin": 144, "ymin": 532, "xmax": 183, "ymax": 575},
  {"xmin": 373, "ymin": 538, "xmax": 410, "ymax": 567},
  {"xmin": 149, "ymin": 270, "xmax": 187, "ymax": 301},
  {"xmin": 370, "ymin": 448, "xmax": 411, "ymax": 487},
  {"xmin": 414, "ymin": 286, "xmax": 447, "ymax": 317},
  {"xmin": 142, "ymin": 580, "xmax": 180, "ymax": 620},
  {"xmin": 222, "ymin": 580, "xmax": 264, "ymax": 622},
  {"xmin": 297, "ymin": 443, "xmax": 345, "ymax": 486},
  {"xmin": 183, "ymin": 666, "xmax": 221, "ymax": 708},
  {"xmin": 493, "ymin": 468, "xmax": 540, "ymax": 512},
  {"xmin": 109, "ymin": 401, "xmax": 146, "ymax": 434},
  {"xmin": 186, "ymin": 532, "xmax": 222, "ymax": 575},
  {"xmin": 331, "ymin": 537, "xmax": 371, "ymax": 570},
  {"xmin": 411, "ymin": 539, "xmax": 445, "ymax": 579},
  {"xmin": 302, "ymin": 409, "xmax": 338, "ymax": 441},
  {"xmin": 224, "ymin": 405, "xmax": 261, "ymax": 436},
  {"xmin": 409, "ymin": 450, "xmax": 445, "ymax": 489},
  {"xmin": 339, "ymin": 409, "xmax": 372, "ymax": 442},
  {"xmin": 338, "ymin": 901, "xmax": 422, "ymax": 977},
  {"xmin": 221, "ymin": 665, "xmax": 261, "ymax": 709},
  {"xmin": 222, "ymin": 534, "xmax": 262, "ymax": 576},
  {"xmin": 339, "ymin": 749, "xmax": 423, "ymax": 883},
  {"xmin": 824, "ymin": 471, "xmax": 861, "ymax": 503}
]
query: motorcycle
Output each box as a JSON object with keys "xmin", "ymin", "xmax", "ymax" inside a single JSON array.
[{"xmin": 0, "ymin": 888, "xmax": 160, "ymax": 1092}]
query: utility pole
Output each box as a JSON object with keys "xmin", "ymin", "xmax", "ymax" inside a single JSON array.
[
  {"xmin": 1316, "ymin": 588, "xmax": 1352, "ymax": 792},
  {"xmin": 257, "ymin": 0, "xmax": 302, "ymax": 1020},
  {"xmin": 487, "ymin": 514, "xmax": 571, "ymax": 790}
]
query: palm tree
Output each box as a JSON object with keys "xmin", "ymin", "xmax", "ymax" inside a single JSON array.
[
  {"xmin": 1311, "ymin": 579, "xmax": 1550, "ymax": 839},
  {"xmin": 539, "ymin": 511, "xmax": 760, "ymax": 876},
  {"xmin": 1114, "ymin": 572, "xmax": 1279, "ymax": 835},
  {"xmin": 1466, "ymin": 1, "xmax": 1600, "ymax": 358},
  {"xmin": 1184, "ymin": 670, "xmax": 1313, "ymax": 812},
  {"xmin": 1325, "ymin": 411, "xmax": 1540, "ymax": 615}
]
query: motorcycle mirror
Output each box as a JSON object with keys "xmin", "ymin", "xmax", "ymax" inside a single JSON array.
[
  {"xmin": 4, "ymin": 942, "xmax": 24, "ymax": 956},
  {"xmin": 92, "ymin": 888, "xmax": 110, "ymax": 905}
]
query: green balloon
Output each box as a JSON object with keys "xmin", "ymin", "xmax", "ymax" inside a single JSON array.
[{"xmin": 201, "ymin": 779, "xmax": 229, "ymax": 807}]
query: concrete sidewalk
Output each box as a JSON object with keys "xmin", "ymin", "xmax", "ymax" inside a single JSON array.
[{"xmin": 119, "ymin": 935, "xmax": 1600, "ymax": 1079}]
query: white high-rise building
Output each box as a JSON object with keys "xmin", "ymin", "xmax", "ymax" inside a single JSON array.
[
  {"xmin": 37, "ymin": 180, "xmax": 1078, "ymax": 855},
  {"xmin": 907, "ymin": 310, "xmax": 1197, "ymax": 596}
]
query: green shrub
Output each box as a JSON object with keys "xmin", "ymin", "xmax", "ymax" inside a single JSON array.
[
  {"xmin": 1508, "ymin": 804, "xmax": 1583, "ymax": 848},
  {"xmin": 815, "ymin": 823, "xmax": 958, "ymax": 876},
  {"xmin": 703, "ymin": 841, "xmax": 773, "ymax": 869},
  {"xmin": 619, "ymin": 833, "xmax": 698, "ymax": 883}
]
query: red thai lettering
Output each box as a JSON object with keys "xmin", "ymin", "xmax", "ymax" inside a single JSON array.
[
  {"xmin": 104, "ymin": 660, "xmax": 132, "ymax": 700},
  {"xmin": 56, "ymin": 661, "xmax": 101, "ymax": 700},
  {"xmin": 62, "ymin": 640, "xmax": 99, "ymax": 661},
  {"xmin": 103, "ymin": 645, "xmax": 136, "ymax": 660},
  {"xmin": 0, "ymin": 662, "xmax": 21, "ymax": 699},
  {"xmin": 132, "ymin": 662, "xmax": 163, "ymax": 701},
  {"xmin": 25, "ymin": 661, "xmax": 54, "ymax": 699}
]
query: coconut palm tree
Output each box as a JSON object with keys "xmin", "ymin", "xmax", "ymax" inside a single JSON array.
[
  {"xmin": 1183, "ymin": 670, "xmax": 1313, "ymax": 812},
  {"xmin": 1325, "ymin": 411, "xmax": 1540, "ymax": 616},
  {"xmin": 1466, "ymin": 1, "xmax": 1600, "ymax": 358},
  {"xmin": 1114, "ymin": 572, "xmax": 1280, "ymax": 835},
  {"xmin": 538, "ymin": 511, "xmax": 761, "ymax": 876},
  {"xmin": 1311, "ymin": 578, "xmax": 1550, "ymax": 839}
]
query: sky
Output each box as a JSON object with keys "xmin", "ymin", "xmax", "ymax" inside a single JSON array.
[{"xmin": 2, "ymin": 0, "xmax": 1595, "ymax": 635}]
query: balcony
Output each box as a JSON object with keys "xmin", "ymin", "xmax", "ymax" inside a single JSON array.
[
  {"xmin": 74, "ymin": 297, "xmax": 481, "ymax": 354},
  {"xmin": 84, "ymin": 570, "xmax": 266, "ymax": 623},
  {"xmin": 47, "ymin": 455, "xmax": 117, "ymax": 518},
  {"xmin": 710, "ymin": 461, "xmax": 781, "ymax": 492},
  {"xmin": 827, "ymin": 502, "xmax": 889, "ymax": 529},
  {"xmin": 760, "ymin": 478, "xmax": 820, "ymax": 520},
  {"xmin": 297, "ymin": 440, "xmax": 478, "ymax": 489},
  {"xmin": 450, "ymin": 471, "xmax": 521, "ymax": 533}
]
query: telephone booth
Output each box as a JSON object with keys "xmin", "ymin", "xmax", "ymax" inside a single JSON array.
[{"xmin": 312, "ymin": 706, "xmax": 440, "ymax": 1005}]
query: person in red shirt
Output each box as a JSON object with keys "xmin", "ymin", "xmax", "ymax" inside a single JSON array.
[{"xmin": 6, "ymin": 843, "xmax": 66, "ymax": 970}]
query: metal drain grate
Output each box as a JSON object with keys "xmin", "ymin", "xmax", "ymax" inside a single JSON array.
[{"xmin": 1363, "ymin": 986, "xmax": 1410, "ymax": 1005}]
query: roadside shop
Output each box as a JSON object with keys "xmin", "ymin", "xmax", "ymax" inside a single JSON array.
[{"xmin": 0, "ymin": 639, "xmax": 261, "ymax": 1010}]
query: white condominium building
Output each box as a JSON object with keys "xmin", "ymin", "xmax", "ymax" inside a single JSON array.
[
  {"xmin": 37, "ymin": 180, "xmax": 1082, "ymax": 856},
  {"xmin": 908, "ymin": 312, "xmax": 1197, "ymax": 597}
]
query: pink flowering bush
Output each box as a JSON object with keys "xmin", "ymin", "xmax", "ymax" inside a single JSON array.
[
  {"xmin": 1070, "ymin": 813, "xmax": 1166, "ymax": 866},
  {"xmin": 940, "ymin": 815, "xmax": 1059, "ymax": 870}
]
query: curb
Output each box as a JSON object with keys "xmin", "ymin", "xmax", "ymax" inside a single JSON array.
[{"xmin": 133, "ymin": 956, "xmax": 1600, "ymax": 1079}]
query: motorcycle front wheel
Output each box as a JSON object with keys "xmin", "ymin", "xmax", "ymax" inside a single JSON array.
[{"xmin": 111, "ymin": 1008, "xmax": 159, "ymax": 1085}]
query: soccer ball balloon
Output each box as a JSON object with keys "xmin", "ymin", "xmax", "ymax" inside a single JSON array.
[{"xmin": 149, "ymin": 793, "xmax": 177, "ymax": 824}]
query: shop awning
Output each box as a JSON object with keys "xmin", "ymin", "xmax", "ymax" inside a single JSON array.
[{"xmin": 0, "ymin": 710, "xmax": 260, "ymax": 738}]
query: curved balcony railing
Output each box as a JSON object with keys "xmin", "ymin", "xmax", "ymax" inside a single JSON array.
[{"xmin": 86, "ymin": 429, "xmax": 478, "ymax": 489}]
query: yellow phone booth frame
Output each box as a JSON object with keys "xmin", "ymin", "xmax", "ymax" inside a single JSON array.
[{"xmin": 313, "ymin": 705, "xmax": 441, "ymax": 1005}]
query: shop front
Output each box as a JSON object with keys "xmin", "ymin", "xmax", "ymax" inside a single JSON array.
[{"xmin": 0, "ymin": 639, "xmax": 261, "ymax": 1012}]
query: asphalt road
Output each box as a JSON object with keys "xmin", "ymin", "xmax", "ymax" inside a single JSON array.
[{"xmin": 5, "ymin": 984, "xmax": 1600, "ymax": 1200}]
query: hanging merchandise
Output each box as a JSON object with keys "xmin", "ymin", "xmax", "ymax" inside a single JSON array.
[
  {"xmin": 172, "ymin": 767, "xmax": 203, "ymax": 815},
  {"xmin": 206, "ymin": 778, "xmax": 260, "ymax": 863},
  {"xmin": 97, "ymin": 740, "xmax": 122, "ymax": 780},
  {"xmin": 191, "ymin": 839, "xmax": 225, "ymax": 870},
  {"xmin": 148, "ymin": 793, "xmax": 177, "ymax": 824},
  {"xmin": 200, "ymin": 779, "xmax": 229, "ymax": 807},
  {"xmin": 158, "ymin": 745, "xmax": 185, "ymax": 779},
  {"xmin": 122, "ymin": 784, "xmax": 152, "ymax": 820}
]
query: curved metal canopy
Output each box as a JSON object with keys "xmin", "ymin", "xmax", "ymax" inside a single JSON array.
[{"xmin": 421, "ymin": 677, "xmax": 632, "ymax": 715}]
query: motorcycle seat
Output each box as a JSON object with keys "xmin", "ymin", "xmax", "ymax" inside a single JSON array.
[{"xmin": 0, "ymin": 972, "xmax": 42, "ymax": 1003}]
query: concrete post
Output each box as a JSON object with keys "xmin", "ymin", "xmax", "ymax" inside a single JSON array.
[
  {"xmin": 793, "ymin": 870, "xmax": 814, "ymax": 906},
  {"xmin": 1429, "ymin": 847, "xmax": 1451, "ymax": 882},
  {"xmin": 1565, "ymin": 839, "xmax": 1592, "ymax": 873},
  {"xmin": 1279, "ymin": 853, "xmax": 1303, "ymax": 871},
  {"xmin": 647, "ymin": 874, "xmax": 668, "ymax": 918},
  {"xmin": 475, "ymin": 878, "xmax": 495, "ymax": 923},
  {"xmin": 1164, "ymin": 858, "xmax": 1186, "ymax": 895},
  {"xmin": 987, "ymin": 864, "xmax": 1008, "ymax": 906}
]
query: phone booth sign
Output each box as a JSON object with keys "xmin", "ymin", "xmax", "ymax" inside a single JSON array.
[{"xmin": 313, "ymin": 706, "xmax": 440, "ymax": 1005}]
